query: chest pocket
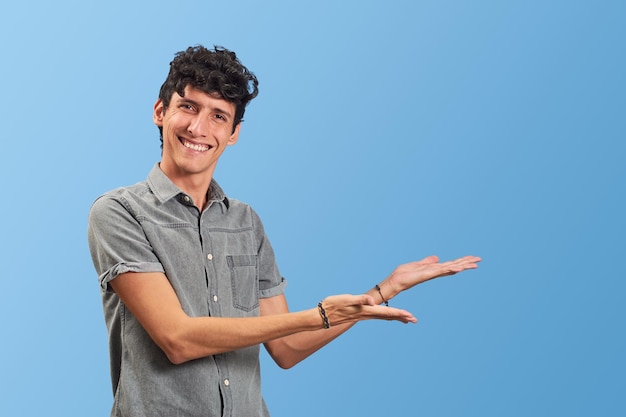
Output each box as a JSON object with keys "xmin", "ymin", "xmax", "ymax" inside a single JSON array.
[{"xmin": 227, "ymin": 254, "xmax": 259, "ymax": 312}]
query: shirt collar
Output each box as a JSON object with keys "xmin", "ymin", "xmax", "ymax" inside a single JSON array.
[{"xmin": 146, "ymin": 163, "xmax": 230, "ymax": 211}]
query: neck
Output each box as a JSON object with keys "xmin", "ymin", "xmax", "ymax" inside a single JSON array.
[{"xmin": 158, "ymin": 163, "xmax": 214, "ymax": 210}]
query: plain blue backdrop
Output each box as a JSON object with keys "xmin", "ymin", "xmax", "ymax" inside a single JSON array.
[{"xmin": 1, "ymin": 1, "xmax": 624, "ymax": 416}]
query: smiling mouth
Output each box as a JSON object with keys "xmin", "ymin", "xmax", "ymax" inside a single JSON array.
[{"xmin": 179, "ymin": 137, "xmax": 211, "ymax": 152}]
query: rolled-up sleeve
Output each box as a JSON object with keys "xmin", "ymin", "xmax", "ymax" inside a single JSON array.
[
  {"xmin": 250, "ymin": 209, "xmax": 287, "ymax": 298},
  {"xmin": 88, "ymin": 194, "xmax": 164, "ymax": 291}
]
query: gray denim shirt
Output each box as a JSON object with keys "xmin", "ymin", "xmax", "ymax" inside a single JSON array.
[{"xmin": 88, "ymin": 164, "xmax": 286, "ymax": 417}]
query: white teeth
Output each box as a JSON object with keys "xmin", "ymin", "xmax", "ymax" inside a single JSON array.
[{"xmin": 182, "ymin": 139, "xmax": 210, "ymax": 152}]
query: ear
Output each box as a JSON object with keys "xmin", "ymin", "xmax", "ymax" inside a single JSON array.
[
  {"xmin": 153, "ymin": 99, "xmax": 164, "ymax": 127},
  {"xmin": 227, "ymin": 122, "xmax": 241, "ymax": 146}
]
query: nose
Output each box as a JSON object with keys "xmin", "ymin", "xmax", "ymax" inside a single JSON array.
[{"xmin": 187, "ymin": 115, "xmax": 208, "ymax": 137}]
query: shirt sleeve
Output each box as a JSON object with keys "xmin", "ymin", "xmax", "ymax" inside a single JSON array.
[
  {"xmin": 250, "ymin": 208, "xmax": 287, "ymax": 298},
  {"xmin": 88, "ymin": 193, "xmax": 165, "ymax": 291}
]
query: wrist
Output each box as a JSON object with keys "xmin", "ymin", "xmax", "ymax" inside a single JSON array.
[
  {"xmin": 376, "ymin": 277, "xmax": 403, "ymax": 303},
  {"xmin": 317, "ymin": 301, "xmax": 330, "ymax": 329},
  {"xmin": 372, "ymin": 281, "xmax": 398, "ymax": 306},
  {"xmin": 374, "ymin": 284, "xmax": 389, "ymax": 306},
  {"xmin": 383, "ymin": 275, "xmax": 403, "ymax": 298}
]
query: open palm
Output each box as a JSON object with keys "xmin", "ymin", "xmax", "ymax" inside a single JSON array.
[{"xmin": 387, "ymin": 255, "xmax": 482, "ymax": 294}]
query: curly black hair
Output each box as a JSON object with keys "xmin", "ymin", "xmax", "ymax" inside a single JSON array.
[{"xmin": 157, "ymin": 45, "xmax": 259, "ymax": 138}]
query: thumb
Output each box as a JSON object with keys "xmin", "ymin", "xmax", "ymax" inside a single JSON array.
[
  {"xmin": 359, "ymin": 294, "xmax": 376, "ymax": 306},
  {"xmin": 418, "ymin": 255, "xmax": 439, "ymax": 265}
]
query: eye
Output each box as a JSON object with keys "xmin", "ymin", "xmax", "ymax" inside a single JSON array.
[{"xmin": 179, "ymin": 103, "xmax": 195, "ymax": 112}]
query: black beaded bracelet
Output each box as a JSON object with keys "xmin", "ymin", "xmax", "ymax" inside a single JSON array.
[
  {"xmin": 375, "ymin": 284, "xmax": 389, "ymax": 306},
  {"xmin": 317, "ymin": 301, "xmax": 330, "ymax": 329}
]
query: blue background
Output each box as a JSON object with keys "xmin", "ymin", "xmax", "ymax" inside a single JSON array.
[{"xmin": 1, "ymin": 1, "xmax": 624, "ymax": 416}]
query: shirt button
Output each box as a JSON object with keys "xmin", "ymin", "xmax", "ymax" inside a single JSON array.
[
  {"xmin": 224, "ymin": 379, "xmax": 230, "ymax": 386},
  {"xmin": 213, "ymin": 295, "xmax": 218, "ymax": 302},
  {"xmin": 183, "ymin": 196, "xmax": 191, "ymax": 203},
  {"xmin": 207, "ymin": 253, "xmax": 213, "ymax": 261}
]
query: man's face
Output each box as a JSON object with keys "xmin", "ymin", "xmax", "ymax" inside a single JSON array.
[{"xmin": 153, "ymin": 85, "xmax": 240, "ymax": 183}]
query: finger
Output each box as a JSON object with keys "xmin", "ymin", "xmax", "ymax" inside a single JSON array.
[
  {"xmin": 405, "ymin": 256, "xmax": 439, "ymax": 270},
  {"xmin": 449, "ymin": 255, "xmax": 481, "ymax": 265},
  {"xmin": 417, "ymin": 255, "xmax": 439, "ymax": 265},
  {"xmin": 323, "ymin": 293, "xmax": 375, "ymax": 307},
  {"xmin": 458, "ymin": 255, "xmax": 481, "ymax": 264},
  {"xmin": 342, "ymin": 293, "xmax": 375, "ymax": 306},
  {"xmin": 387, "ymin": 309, "xmax": 417, "ymax": 323},
  {"xmin": 444, "ymin": 256, "xmax": 481, "ymax": 273},
  {"xmin": 368, "ymin": 305, "xmax": 417, "ymax": 323}
]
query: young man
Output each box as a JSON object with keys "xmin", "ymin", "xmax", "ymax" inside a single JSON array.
[{"xmin": 88, "ymin": 45, "xmax": 480, "ymax": 417}]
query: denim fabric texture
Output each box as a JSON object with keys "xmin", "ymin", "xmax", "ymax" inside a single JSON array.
[{"xmin": 88, "ymin": 164, "xmax": 286, "ymax": 417}]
